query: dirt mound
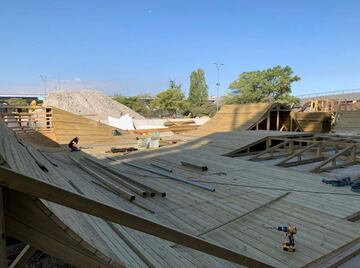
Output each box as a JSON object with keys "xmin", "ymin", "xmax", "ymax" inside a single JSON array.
[{"xmin": 44, "ymin": 90, "xmax": 144, "ymax": 120}]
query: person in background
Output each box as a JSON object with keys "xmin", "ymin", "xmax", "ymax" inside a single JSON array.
[{"xmin": 68, "ymin": 137, "xmax": 80, "ymax": 152}]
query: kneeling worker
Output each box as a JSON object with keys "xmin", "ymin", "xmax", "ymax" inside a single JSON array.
[{"xmin": 68, "ymin": 137, "xmax": 81, "ymax": 152}]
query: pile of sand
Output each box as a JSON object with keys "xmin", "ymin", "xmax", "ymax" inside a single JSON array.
[{"xmin": 44, "ymin": 90, "xmax": 144, "ymax": 120}]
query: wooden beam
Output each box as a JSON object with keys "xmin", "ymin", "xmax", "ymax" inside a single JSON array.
[
  {"xmin": 311, "ymin": 145, "xmax": 357, "ymax": 173},
  {"xmin": 280, "ymin": 157, "xmax": 326, "ymax": 167},
  {"xmin": 276, "ymin": 141, "xmax": 320, "ymax": 166},
  {"xmin": 4, "ymin": 189, "xmax": 118, "ymax": 267},
  {"xmin": 250, "ymin": 140, "xmax": 290, "ymax": 161},
  {"xmin": 0, "ymin": 188, "xmax": 6, "ymax": 268},
  {"xmin": 9, "ymin": 245, "xmax": 37, "ymax": 268},
  {"xmin": 0, "ymin": 166, "xmax": 272, "ymax": 268}
]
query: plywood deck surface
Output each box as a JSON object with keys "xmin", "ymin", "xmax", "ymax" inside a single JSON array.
[{"xmin": 1, "ymin": 119, "xmax": 360, "ymax": 267}]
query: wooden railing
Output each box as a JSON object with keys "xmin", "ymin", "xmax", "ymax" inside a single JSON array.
[{"xmin": 0, "ymin": 105, "xmax": 53, "ymax": 134}]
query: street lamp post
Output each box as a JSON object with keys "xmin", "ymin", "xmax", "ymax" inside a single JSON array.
[
  {"xmin": 213, "ymin": 62, "xmax": 224, "ymax": 112},
  {"xmin": 40, "ymin": 75, "xmax": 47, "ymax": 98}
]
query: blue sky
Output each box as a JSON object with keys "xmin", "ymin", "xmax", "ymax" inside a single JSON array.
[{"xmin": 1, "ymin": 0, "xmax": 360, "ymax": 97}]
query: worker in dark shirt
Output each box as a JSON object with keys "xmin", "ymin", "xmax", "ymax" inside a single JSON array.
[{"xmin": 68, "ymin": 137, "xmax": 80, "ymax": 152}]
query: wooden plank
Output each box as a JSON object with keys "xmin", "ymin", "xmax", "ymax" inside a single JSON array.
[
  {"xmin": 280, "ymin": 157, "xmax": 327, "ymax": 167},
  {"xmin": 198, "ymin": 192, "xmax": 290, "ymax": 237},
  {"xmin": 9, "ymin": 245, "xmax": 37, "ymax": 268},
  {"xmin": 0, "ymin": 165, "xmax": 273, "ymax": 268},
  {"xmin": 276, "ymin": 142, "xmax": 320, "ymax": 166},
  {"xmin": 0, "ymin": 188, "xmax": 6, "ymax": 268},
  {"xmin": 250, "ymin": 140, "xmax": 290, "ymax": 161}
]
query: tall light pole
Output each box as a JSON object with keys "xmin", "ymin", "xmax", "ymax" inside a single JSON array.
[
  {"xmin": 213, "ymin": 62, "xmax": 224, "ymax": 112},
  {"xmin": 40, "ymin": 74, "xmax": 47, "ymax": 98}
]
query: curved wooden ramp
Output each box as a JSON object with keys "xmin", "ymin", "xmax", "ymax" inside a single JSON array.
[
  {"xmin": 333, "ymin": 111, "xmax": 360, "ymax": 135},
  {"xmin": 187, "ymin": 103, "xmax": 298, "ymax": 137},
  {"xmin": 0, "ymin": 122, "xmax": 264, "ymax": 267},
  {"xmin": 291, "ymin": 112, "xmax": 332, "ymax": 133},
  {"xmin": 51, "ymin": 107, "xmax": 136, "ymax": 146},
  {"xmin": 1, "ymin": 118, "xmax": 360, "ymax": 267}
]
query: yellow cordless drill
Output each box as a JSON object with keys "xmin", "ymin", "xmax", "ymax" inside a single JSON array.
[{"xmin": 268, "ymin": 224, "xmax": 297, "ymax": 252}]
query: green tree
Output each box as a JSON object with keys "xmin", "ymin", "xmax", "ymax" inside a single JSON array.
[
  {"xmin": 188, "ymin": 69, "xmax": 208, "ymax": 105},
  {"xmin": 113, "ymin": 94, "xmax": 153, "ymax": 117},
  {"xmin": 151, "ymin": 80, "xmax": 186, "ymax": 116},
  {"xmin": 185, "ymin": 103, "xmax": 217, "ymax": 117},
  {"xmin": 224, "ymin": 65, "xmax": 300, "ymax": 105},
  {"xmin": 5, "ymin": 98, "xmax": 27, "ymax": 106}
]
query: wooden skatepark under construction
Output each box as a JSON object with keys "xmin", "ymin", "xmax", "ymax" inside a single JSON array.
[{"xmin": 1, "ymin": 102, "xmax": 360, "ymax": 267}]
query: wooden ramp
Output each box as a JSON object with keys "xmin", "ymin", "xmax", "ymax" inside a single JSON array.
[
  {"xmin": 1, "ymin": 117, "xmax": 360, "ymax": 267},
  {"xmin": 186, "ymin": 103, "xmax": 299, "ymax": 137},
  {"xmin": 333, "ymin": 111, "xmax": 360, "ymax": 135},
  {"xmin": 291, "ymin": 112, "xmax": 332, "ymax": 133},
  {"xmin": 51, "ymin": 107, "xmax": 137, "ymax": 146}
]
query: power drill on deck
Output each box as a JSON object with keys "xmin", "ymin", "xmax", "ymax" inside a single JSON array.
[{"xmin": 268, "ymin": 224, "xmax": 297, "ymax": 252}]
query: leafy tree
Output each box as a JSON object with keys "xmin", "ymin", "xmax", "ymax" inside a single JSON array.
[
  {"xmin": 5, "ymin": 98, "xmax": 27, "ymax": 106},
  {"xmin": 185, "ymin": 102, "xmax": 217, "ymax": 117},
  {"xmin": 151, "ymin": 80, "xmax": 186, "ymax": 116},
  {"xmin": 188, "ymin": 69, "xmax": 208, "ymax": 105},
  {"xmin": 113, "ymin": 94, "xmax": 153, "ymax": 117},
  {"xmin": 224, "ymin": 65, "xmax": 300, "ymax": 105}
]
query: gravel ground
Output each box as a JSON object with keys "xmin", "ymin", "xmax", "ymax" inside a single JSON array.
[{"xmin": 44, "ymin": 90, "xmax": 144, "ymax": 120}]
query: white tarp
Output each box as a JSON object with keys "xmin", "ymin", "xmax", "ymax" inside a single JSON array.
[
  {"xmin": 133, "ymin": 119, "xmax": 167, "ymax": 130},
  {"xmin": 107, "ymin": 114, "xmax": 135, "ymax": 130}
]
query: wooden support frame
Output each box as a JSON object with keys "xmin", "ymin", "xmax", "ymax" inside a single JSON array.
[
  {"xmin": 310, "ymin": 145, "xmax": 359, "ymax": 173},
  {"xmin": 280, "ymin": 157, "xmax": 326, "ymax": 167},
  {"xmin": 224, "ymin": 134, "xmax": 315, "ymax": 157},
  {"xmin": 0, "ymin": 166, "xmax": 272, "ymax": 268},
  {"xmin": 266, "ymin": 111, "xmax": 270, "ymax": 130},
  {"xmin": 9, "ymin": 245, "xmax": 37, "ymax": 268},
  {"xmin": 4, "ymin": 188, "xmax": 117, "ymax": 267},
  {"xmin": 276, "ymin": 142, "xmax": 320, "ymax": 167},
  {"xmin": 250, "ymin": 139, "xmax": 291, "ymax": 161}
]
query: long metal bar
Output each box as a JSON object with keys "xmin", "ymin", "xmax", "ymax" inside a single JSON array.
[
  {"xmin": 123, "ymin": 162, "xmax": 215, "ymax": 192},
  {"xmin": 84, "ymin": 157, "xmax": 166, "ymax": 197}
]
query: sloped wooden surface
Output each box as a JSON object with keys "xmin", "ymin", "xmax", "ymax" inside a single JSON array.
[
  {"xmin": 292, "ymin": 112, "xmax": 332, "ymax": 133},
  {"xmin": 1, "ymin": 119, "xmax": 360, "ymax": 267},
  {"xmin": 333, "ymin": 111, "xmax": 360, "ymax": 135},
  {"xmin": 187, "ymin": 103, "xmax": 274, "ymax": 136},
  {"xmin": 51, "ymin": 107, "xmax": 137, "ymax": 146}
]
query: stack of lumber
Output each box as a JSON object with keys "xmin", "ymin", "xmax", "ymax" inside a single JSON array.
[
  {"xmin": 333, "ymin": 111, "xmax": 360, "ymax": 135},
  {"xmin": 292, "ymin": 112, "xmax": 332, "ymax": 133},
  {"xmin": 51, "ymin": 107, "xmax": 136, "ymax": 146}
]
